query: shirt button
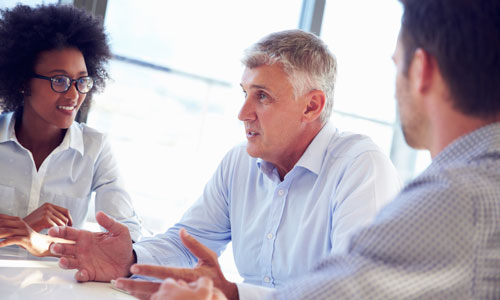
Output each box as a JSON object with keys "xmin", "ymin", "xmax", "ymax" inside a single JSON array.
[
  {"xmin": 264, "ymin": 276, "xmax": 271, "ymax": 283},
  {"xmin": 278, "ymin": 189, "xmax": 284, "ymax": 196},
  {"xmin": 267, "ymin": 233, "xmax": 273, "ymax": 239}
]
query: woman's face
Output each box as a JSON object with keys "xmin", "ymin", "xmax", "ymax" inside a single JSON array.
[{"xmin": 24, "ymin": 47, "xmax": 88, "ymax": 130}]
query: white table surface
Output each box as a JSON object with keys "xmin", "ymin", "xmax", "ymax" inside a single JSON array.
[{"xmin": 0, "ymin": 246, "xmax": 136, "ymax": 300}]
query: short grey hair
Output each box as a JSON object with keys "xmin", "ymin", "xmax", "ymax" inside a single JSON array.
[{"xmin": 241, "ymin": 29, "xmax": 337, "ymax": 122}]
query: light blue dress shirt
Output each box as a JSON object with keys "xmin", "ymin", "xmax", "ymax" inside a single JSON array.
[
  {"xmin": 271, "ymin": 123, "xmax": 500, "ymax": 299},
  {"xmin": 133, "ymin": 122, "xmax": 401, "ymax": 297},
  {"xmin": 0, "ymin": 112, "xmax": 142, "ymax": 241}
]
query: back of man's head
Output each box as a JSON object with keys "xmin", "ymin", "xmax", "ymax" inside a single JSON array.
[
  {"xmin": 399, "ymin": 0, "xmax": 500, "ymax": 118},
  {"xmin": 242, "ymin": 29, "xmax": 337, "ymax": 122}
]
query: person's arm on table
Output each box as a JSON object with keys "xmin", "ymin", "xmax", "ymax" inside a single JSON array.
[
  {"xmin": 48, "ymin": 211, "xmax": 136, "ymax": 282},
  {"xmin": 0, "ymin": 214, "xmax": 73, "ymax": 256}
]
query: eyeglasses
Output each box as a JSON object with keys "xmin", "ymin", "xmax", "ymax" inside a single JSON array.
[{"xmin": 32, "ymin": 74, "xmax": 94, "ymax": 94}]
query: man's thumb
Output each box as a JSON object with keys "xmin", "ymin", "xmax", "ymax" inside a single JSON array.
[{"xmin": 96, "ymin": 211, "xmax": 126, "ymax": 235}]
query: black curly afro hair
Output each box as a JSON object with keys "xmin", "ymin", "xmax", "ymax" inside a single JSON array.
[{"xmin": 0, "ymin": 4, "xmax": 111, "ymax": 112}]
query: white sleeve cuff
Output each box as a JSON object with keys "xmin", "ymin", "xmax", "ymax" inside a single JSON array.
[{"xmin": 236, "ymin": 282, "xmax": 274, "ymax": 300}]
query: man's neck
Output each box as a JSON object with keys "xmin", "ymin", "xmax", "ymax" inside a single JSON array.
[
  {"xmin": 274, "ymin": 121, "xmax": 325, "ymax": 180},
  {"xmin": 429, "ymin": 109, "xmax": 500, "ymax": 158}
]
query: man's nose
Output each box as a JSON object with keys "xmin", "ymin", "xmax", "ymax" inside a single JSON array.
[{"xmin": 238, "ymin": 99, "xmax": 255, "ymax": 121}]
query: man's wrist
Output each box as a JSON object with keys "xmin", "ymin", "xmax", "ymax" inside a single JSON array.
[
  {"xmin": 126, "ymin": 249, "xmax": 138, "ymax": 277},
  {"xmin": 225, "ymin": 281, "xmax": 239, "ymax": 300}
]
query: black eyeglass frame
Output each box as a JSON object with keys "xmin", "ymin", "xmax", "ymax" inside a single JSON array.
[{"xmin": 32, "ymin": 74, "xmax": 94, "ymax": 94}]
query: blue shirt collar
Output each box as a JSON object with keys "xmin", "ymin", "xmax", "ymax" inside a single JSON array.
[
  {"xmin": 0, "ymin": 111, "xmax": 84, "ymax": 155},
  {"xmin": 295, "ymin": 122, "xmax": 336, "ymax": 175},
  {"xmin": 256, "ymin": 122, "xmax": 337, "ymax": 177},
  {"xmin": 432, "ymin": 122, "xmax": 500, "ymax": 167}
]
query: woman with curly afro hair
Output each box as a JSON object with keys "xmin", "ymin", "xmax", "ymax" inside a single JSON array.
[{"xmin": 0, "ymin": 4, "xmax": 142, "ymax": 256}]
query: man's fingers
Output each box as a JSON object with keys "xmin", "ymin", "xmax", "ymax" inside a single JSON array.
[
  {"xmin": 179, "ymin": 229, "xmax": 217, "ymax": 263},
  {"xmin": 75, "ymin": 269, "xmax": 90, "ymax": 282},
  {"xmin": 177, "ymin": 279, "xmax": 188, "ymax": 287},
  {"xmin": 50, "ymin": 242, "xmax": 78, "ymax": 256},
  {"xmin": 59, "ymin": 257, "xmax": 92, "ymax": 282},
  {"xmin": 58, "ymin": 256, "xmax": 82, "ymax": 270},
  {"xmin": 151, "ymin": 278, "xmax": 178, "ymax": 300},
  {"xmin": 131, "ymin": 264, "xmax": 196, "ymax": 281},
  {"xmin": 95, "ymin": 211, "xmax": 128, "ymax": 236},
  {"xmin": 158, "ymin": 277, "xmax": 178, "ymax": 289},
  {"xmin": 212, "ymin": 287, "xmax": 229, "ymax": 300},
  {"xmin": 115, "ymin": 278, "xmax": 161, "ymax": 295},
  {"xmin": 48, "ymin": 225, "xmax": 81, "ymax": 240},
  {"xmin": 153, "ymin": 277, "xmax": 214, "ymax": 300},
  {"xmin": 194, "ymin": 277, "xmax": 214, "ymax": 299},
  {"xmin": 196, "ymin": 276, "xmax": 214, "ymax": 289}
]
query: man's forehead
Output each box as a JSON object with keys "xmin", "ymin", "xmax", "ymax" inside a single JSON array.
[{"xmin": 240, "ymin": 64, "xmax": 288, "ymax": 88}]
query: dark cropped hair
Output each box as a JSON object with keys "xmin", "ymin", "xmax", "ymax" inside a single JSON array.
[
  {"xmin": 0, "ymin": 4, "xmax": 111, "ymax": 112},
  {"xmin": 399, "ymin": 0, "xmax": 500, "ymax": 118}
]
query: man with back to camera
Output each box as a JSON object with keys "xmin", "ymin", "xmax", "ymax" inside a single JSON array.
[
  {"xmin": 120, "ymin": 0, "xmax": 500, "ymax": 298},
  {"xmin": 48, "ymin": 29, "xmax": 402, "ymax": 299}
]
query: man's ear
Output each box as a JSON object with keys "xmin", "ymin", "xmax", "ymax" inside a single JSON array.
[
  {"xmin": 303, "ymin": 90, "xmax": 326, "ymax": 122},
  {"xmin": 410, "ymin": 48, "xmax": 435, "ymax": 94}
]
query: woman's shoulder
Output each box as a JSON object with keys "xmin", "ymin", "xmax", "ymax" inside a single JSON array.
[
  {"xmin": 70, "ymin": 122, "xmax": 109, "ymax": 151},
  {"xmin": 73, "ymin": 122, "xmax": 105, "ymax": 138}
]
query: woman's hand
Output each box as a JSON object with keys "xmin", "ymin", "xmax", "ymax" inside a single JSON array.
[
  {"xmin": 0, "ymin": 214, "xmax": 73, "ymax": 257},
  {"xmin": 23, "ymin": 202, "xmax": 73, "ymax": 232}
]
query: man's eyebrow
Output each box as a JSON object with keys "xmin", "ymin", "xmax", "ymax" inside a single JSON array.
[{"xmin": 240, "ymin": 83, "xmax": 269, "ymax": 90}]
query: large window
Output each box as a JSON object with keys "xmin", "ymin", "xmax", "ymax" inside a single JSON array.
[
  {"xmin": 321, "ymin": 0, "xmax": 401, "ymax": 152},
  {"xmin": 320, "ymin": 0, "xmax": 431, "ymax": 181}
]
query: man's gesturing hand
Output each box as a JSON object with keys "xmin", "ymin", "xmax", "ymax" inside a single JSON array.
[
  {"xmin": 48, "ymin": 211, "xmax": 135, "ymax": 282},
  {"xmin": 116, "ymin": 229, "xmax": 238, "ymax": 300}
]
